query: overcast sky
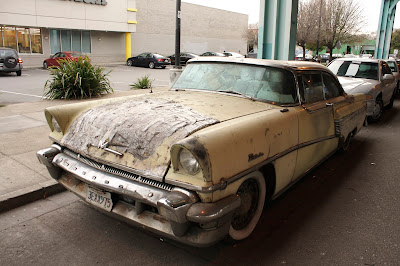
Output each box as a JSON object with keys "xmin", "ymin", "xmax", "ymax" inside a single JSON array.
[{"xmin": 182, "ymin": 0, "xmax": 400, "ymax": 33}]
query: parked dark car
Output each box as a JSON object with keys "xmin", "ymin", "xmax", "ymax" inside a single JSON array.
[
  {"xmin": 127, "ymin": 53, "xmax": 170, "ymax": 69},
  {"xmin": 0, "ymin": 47, "xmax": 23, "ymax": 76},
  {"xmin": 200, "ymin": 52, "xmax": 226, "ymax": 57},
  {"xmin": 43, "ymin": 51, "xmax": 86, "ymax": 68},
  {"xmin": 169, "ymin": 52, "xmax": 199, "ymax": 65}
]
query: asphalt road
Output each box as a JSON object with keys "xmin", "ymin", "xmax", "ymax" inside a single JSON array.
[
  {"xmin": 1, "ymin": 100, "xmax": 399, "ymax": 265},
  {"xmin": 0, "ymin": 65, "xmax": 172, "ymax": 105}
]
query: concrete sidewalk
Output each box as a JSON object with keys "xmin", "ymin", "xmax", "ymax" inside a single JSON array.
[{"xmin": 0, "ymin": 87, "xmax": 169, "ymax": 213}]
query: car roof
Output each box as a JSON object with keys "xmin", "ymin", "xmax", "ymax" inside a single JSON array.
[
  {"xmin": 188, "ymin": 57, "xmax": 330, "ymax": 71},
  {"xmin": 333, "ymin": 57, "xmax": 382, "ymax": 63},
  {"xmin": 0, "ymin": 47, "xmax": 17, "ymax": 51}
]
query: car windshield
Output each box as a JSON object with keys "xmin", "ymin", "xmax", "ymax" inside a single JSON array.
[
  {"xmin": 328, "ymin": 60, "xmax": 379, "ymax": 80},
  {"xmin": 172, "ymin": 63, "xmax": 298, "ymax": 104},
  {"xmin": 0, "ymin": 49, "xmax": 17, "ymax": 57}
]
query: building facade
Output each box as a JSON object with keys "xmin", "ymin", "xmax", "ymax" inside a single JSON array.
[{"xmin": 0, "ymin": 0, "xmax": 247, "ymax": 67}]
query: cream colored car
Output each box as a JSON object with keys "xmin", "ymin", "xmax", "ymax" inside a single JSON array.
[{"xmin": 37, "ymin": 58, "xmax": 366, "ymax": 246}]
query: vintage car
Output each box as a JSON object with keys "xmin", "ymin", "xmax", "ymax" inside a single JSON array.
[
  {"xmin": 37, "ymin": 58, "xmax": 366, "ymax": 247},
  {"xmin": 328, "ymin": 58, "xmax": 396, "ymax": 122}
]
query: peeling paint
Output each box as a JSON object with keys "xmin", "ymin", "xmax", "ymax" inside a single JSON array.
[{"xmin": 61, "ymin": 98, "xmax": 219, "ymax": 178}]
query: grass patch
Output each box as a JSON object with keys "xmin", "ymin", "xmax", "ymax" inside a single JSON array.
[{"xmin": 130, "ymin": 75, "xmax": 154, "ymax": 90}]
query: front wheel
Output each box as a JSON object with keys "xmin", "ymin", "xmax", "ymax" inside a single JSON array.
[
  {"xmin": 161, "ymin": 66, "xmax": 166, "ymax": 69},
  {"xmin": 148, "ymin": 61, "xmax": 155, "ymax": 69},
  {"xmin": 127, "ymin": 59, "xmax": 133, "ymax": 66},
  {"xmin": 43, "ymin": 61, "xmax": 48, "ymax": 69},
  {"xmin": 228, "ymin": 171, "xmax": 266, "ymax": 241},
  {"xmin": 387, "ymin": 91, "xmax": 395, "ymax": 109},
  {"xmin": 369, "ymin": 99, "xmax": 383, "ymax": 122}
]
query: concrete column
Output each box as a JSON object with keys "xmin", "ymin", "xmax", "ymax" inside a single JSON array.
[
  {"xmin": 375, "ymin": 0, "xmax": 399, "ymax": 59},
  {"xmin": 258, "ymin": 0, "xmax": 299, "ymax": 60}
]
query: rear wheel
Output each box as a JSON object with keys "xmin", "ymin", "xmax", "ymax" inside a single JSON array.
[
  {"xmin": 149, "ymin": 61, "xmax": 155, "ymax": 69},
  {"xmin": 161, "ymin": 66, "xmax": 166, "ymax": 69},
  {"xmin": 341, "ymin": 132, "xmax": 353, "ymax": 152},
  {"xmin": 228, "ymin": 171, "xmax": 266, "ymax": 241},
  {"xmin": 16, "ymin": 70, "xmax": 21, "ymax": 76}
]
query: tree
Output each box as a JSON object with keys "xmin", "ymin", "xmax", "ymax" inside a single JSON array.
[
  {"xmin": 297, "ymin": 0, "xmax": 320, "ymax": 58},
  {"xmin": 246, "ymin": 23, "xmax": 259, "ymax": 53},
  {"xmin": 390, "ymin": 29, "xmax": 400, "ymax": 54},
  {"xmin": 321, "ymin": 0, "xmax": 365, "ymax": 60}
]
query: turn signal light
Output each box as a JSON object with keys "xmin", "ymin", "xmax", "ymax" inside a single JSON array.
[{"xmin": 18, "ymin": 58, "xmax": 23, "ymax": 63}]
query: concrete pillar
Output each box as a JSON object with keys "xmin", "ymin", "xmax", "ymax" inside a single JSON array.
[
  {"xmin": 258, "ymin": 0, "xmax": 299, "ymax": 60},
  {"xmin": 375, "ymin": 0, "xmax": 399, "ymax": 59}
]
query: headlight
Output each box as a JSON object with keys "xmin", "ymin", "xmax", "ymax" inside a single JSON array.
[
  {"xmin": 52, "ymin": 116, "xmax": 62, "ymax": 132},
  {"xmin": 179, "ymin": 149, "xmax": 200, "ymax": 175}
]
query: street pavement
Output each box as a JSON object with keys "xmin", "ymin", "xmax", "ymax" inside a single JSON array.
[{"xmin": 0, "ymin": 87, "xmax": 169, "ymax": 213}]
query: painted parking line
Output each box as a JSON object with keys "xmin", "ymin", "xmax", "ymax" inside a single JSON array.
[{"xmin": 0, "ymin": 90, "xmax": 44, "ymax": 98}]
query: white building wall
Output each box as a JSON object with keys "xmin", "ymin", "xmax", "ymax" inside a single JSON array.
[
  {"xmin": 133, "ymin": 0, "xmax": 248, "ymax": 56},
  {"xmin": 0, "ymin": 0, "xmax": 136, "ymax": 32}
]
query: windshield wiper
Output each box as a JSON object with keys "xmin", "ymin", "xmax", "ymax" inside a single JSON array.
[{"xmin": 216, "ymin": 90, "xmax": 255, "ymax": 101}]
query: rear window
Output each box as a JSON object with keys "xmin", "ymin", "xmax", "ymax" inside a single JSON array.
[
  {"xmin": 328, "ymin": 60, "xmax": 379, "ymax": 80},
  {"xmin": 153, "ymin": 54, "xmax": 164, "ymax": 58},
  {"xmin": 0, "ymin": 49, "xmax": 18, "ymax": 58}
]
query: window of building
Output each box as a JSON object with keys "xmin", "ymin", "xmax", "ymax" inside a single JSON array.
[
  {"xmin": 0, "ymin": 26, "xmax": 42, "ymax": 54},
  {"xmin": 50, "ymin": 29, "xmax": 91, "ymax": 54}
]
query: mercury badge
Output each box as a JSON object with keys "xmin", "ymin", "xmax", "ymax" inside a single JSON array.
[{"xmin": 98, "ymin": 140, "xmax": 123, "ymax": 157}]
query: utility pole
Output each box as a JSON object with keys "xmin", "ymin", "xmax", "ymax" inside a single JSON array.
[
  {"xmin": 316, "ymin": 0, "xmax": 323, "ymax": 60},
  {"xmin": 169, "ymin": 0, "xmax": 183, "ymax": 86},
  {"xmin": 175, "ymin": 0, "xmax": 182, "ymax": 69}
]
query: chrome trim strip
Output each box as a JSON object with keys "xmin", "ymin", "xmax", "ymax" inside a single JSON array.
[{"xmin": 168, "ymin": 134, "xmax": 338, "ymax": 193}]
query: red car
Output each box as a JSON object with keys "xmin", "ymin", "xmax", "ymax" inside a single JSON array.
[{"xmin": 43, "ymin": 51, "xmax": 86, "ymax": 68}]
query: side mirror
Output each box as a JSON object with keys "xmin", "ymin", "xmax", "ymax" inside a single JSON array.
[{"xmin": 383, "ymin": 74, "xmax": 394, "ymax": 81}]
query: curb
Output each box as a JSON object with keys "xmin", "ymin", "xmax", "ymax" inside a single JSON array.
[{"xmin": 0, "ymin": 180, "xmax": 66, "ymax": 213}]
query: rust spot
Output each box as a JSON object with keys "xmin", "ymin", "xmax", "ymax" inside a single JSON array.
[
  {"xmin": 76, "ymin": 182, "xmax": 86, "ymax": 192},
  {"xmin": 153, "ymin": 215, "xmax": 168, "ymax": 224}
]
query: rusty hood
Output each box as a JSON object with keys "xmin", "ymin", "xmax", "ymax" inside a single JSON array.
[{"xmin": 60, "ymin": 91, "xmax": 276, "ymax": 180}]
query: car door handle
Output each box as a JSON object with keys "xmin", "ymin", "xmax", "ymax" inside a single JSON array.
[{"xmin": 326, "ymin": 102, "xmax": 334, "ymax": 107}]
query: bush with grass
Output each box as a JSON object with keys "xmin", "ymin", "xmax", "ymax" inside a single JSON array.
[
  {"xmin": 130, "ymin": 75, "xmax": 154, "ymax": 90},
  {"xmin": 44, "ymin": 57, "xmax": 113, "ymax": 100}
]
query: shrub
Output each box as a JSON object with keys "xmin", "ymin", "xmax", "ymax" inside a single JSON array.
[
  {"xmin": 44, "ymin": 57, "xmax": 113, "ymax": 100},
  {"xmin": 130, "ymin": 75, "xmax": 154, "ymax": 89}
]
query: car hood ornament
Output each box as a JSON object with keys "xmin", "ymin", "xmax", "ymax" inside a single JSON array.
[{"xmin": 98, "ymin": 140, "xmax": 123, "ymax": 157}]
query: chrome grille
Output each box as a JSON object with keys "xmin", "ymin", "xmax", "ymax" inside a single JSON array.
[{"xmin": 63, "ymin": 148, "xmax": 174, "ymax": 191}]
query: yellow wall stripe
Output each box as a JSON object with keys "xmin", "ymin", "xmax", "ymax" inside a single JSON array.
[
  {"xmin": 127, "ymin": 21, "xmax": 137, "ymax": 24},
  {"xmin": 127, "ymin": 8, "xmax": 137, "ymax": 12}
]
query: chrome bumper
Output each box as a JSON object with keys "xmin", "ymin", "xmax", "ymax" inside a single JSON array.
[{"xmin": 37, "ymin": 145, "xmax": 240, "ymax": 247}]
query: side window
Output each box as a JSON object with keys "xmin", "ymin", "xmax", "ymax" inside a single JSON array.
[
  {"xmin": 298, "ymin": 73, "xmax": 324, "ymax": 104},
  {"xmin": 322, "ymin": 73, "xmax": 342, "ymax": 99},
  {"xmin": 382, "ymin": 62, "xmax": 392, "ymax": 75}
]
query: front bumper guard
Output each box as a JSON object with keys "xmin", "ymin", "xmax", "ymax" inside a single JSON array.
[{"xmin": 36, "ymin": 146, "xmax": 241, "ymax": 247}]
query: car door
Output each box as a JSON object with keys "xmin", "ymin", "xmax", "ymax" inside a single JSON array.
[
  {"xmin": 48, "ymin": 52, "xmax": 61, "ymax": 66},
  {"xmin": 135, "ymin": 53, "xmax": 147, "ymax": 66},
  {"xmin": 380, "ymin": 61, "xmax": 396, "ymax": 105},
  {"xmin": 293, "ymin": 71, "xmax": 338, "ymax": 181}
]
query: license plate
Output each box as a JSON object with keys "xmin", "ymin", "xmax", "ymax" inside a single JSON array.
[{"xmin": 86, "ymin": 186, "xmax": 113, "ymax": 212}]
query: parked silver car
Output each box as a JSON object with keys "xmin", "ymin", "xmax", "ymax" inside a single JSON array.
[
  {"xmin": 328, "ymin": 58, "xmax": 396, "ymax": 121},
  {"xmin": 0, "ymin": 47, "xmax": 23, "ymax": 76},
  {"xmin": 385, "ymin": 59, "xmax": 400, "ymax": 94}
]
